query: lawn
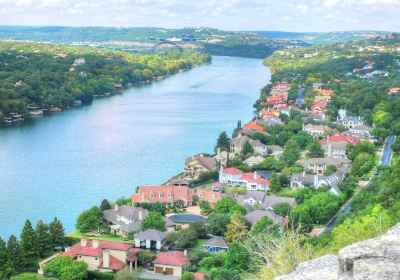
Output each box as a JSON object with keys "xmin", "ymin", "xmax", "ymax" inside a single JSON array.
[
  {"xmin": 68, "ymin": 230, "xmax": 133, "ymax": 243},
  {"xmin": 274, "ymin": 188, "xmax": 298, "ymax": 197}
]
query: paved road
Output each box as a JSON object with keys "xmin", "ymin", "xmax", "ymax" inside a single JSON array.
[{"xmin": 323, "ymin": 135, "xmax": 395, "ymax": 232}]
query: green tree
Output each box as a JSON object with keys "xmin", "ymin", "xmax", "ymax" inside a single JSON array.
[
  {"xmin": 76, "ymin": 206, "xmax": 104, "ymax": 233},
  {"xmin": 100, "ymin": 199, "xmax": 112, "ymax": 211},
  {"xmin": 199, "ymin": 200, "xmax": 213, "ymax": 215},
  {"xmin": 269, "ymin": 173, "xmax": 282, "ymax": 193},
  {"xmin": 281, "ymin": 138, "xmax": 300, "ymax": 166},
  {"xmin": 189, "ymin": 222, "xmax": 208, "ymax": 239},
  {"xmin": 20, "ymin": 219, "xmax": 38, "ymax": 270},
  {"xmin": 250, "ymin": 216, "xmax": 278, "ymax": 235},
  {"xmin": 141, "ymin": 211, "xmax": 166, "ymax": 232},
  {"xmin": 214, "ymin": 197, "xmax": 246, "ymax": 215},
  {"xmin": 207, "ymin": 213, "xmax": 230, "ymax": 236},
  {"xmin": 224, "ymin": 212, "xmax": 249, "ymax": 243},
  {"xmin": 181, "ymin": 272, "xmax": 195, "ymax": 280},
  {"xmin": 49, "ymin": 217, "xmax": 65, "ymax": 250},
  {"xmin": 273, "ymin": 203, "xmax": 292, "ymax": 217},
  {"xmin": 347, "ymin": 141, "xmax": 375, "ymax": 161},
  {"xmin": 35, "ymin": 220, "xmax": 52, "ymax": 258},
  {"xmin": 224, "ymin": 241, "xmax": 250, "ymax": 272},
  {"xmin": 324, "ymin": 164, "xmax": 337, "ymax": 176},
  {"xmin": 307, "ymin": 140, "xmax": 325, "ymax": 158},
  {"xmin": 242, "ymin": 141, "xmax": 254, "ymax": 155},
  {"xmin": 215, "ymin": 132, "xmax": 230, "ymax": 153},
  {"xmin": 43, "ymin": 256, "xmax": 87, "ymax": 280},
  {"xmin": 7, "ymin": 235, "xmax": 21, "ymax": 273},
  {"xmin": 0, "ymin": 237, "xmax": 13, "ymax": 280},
  {"xmin": 172, "ymin": 229, "xmax": 198, "ymax": 249},
  {"xmin": 10, "ymin": 273, "xmax": 44, "ymax": 280},
  {"xmin": 289, "ymin": 205, "xmax": 313, "ymax": 233}
]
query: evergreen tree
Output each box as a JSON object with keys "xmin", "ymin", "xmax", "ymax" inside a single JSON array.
[
  {"xmin": 20, "ymin": 220, "xmax": 38, "ymax": 270},
  {"xmin": 7, "ymin": 235, "xmax": 21, "ymax": 273},
  {"xmin": 215, "ymin": 132, "xmax": 230, "ymax": 153},
  {"xmin": 100, "ymin": 199, "xmax": 112, "ymax": 211},
  {"xmin": 0, "ymin": 237, "xmax": 13, "ymax": 279},
  {"xmin": 35, "ymin": 220, "xmax": 52, "ymax": 258},
  {"xmin": 241, "ymin": 141, "xmax": 254, "ymax": 155},
  {"xmin": 269, "ymin": 173, "xmax": 282, "ymax": 193},
  {"xmin": 49, "ymin": 217, "xmax": 65, "ymax": 250}
]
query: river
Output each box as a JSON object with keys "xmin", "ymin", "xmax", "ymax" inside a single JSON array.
[{"xmin": 0, "ymin": 56, "xmax": 270, "ymax": 238}]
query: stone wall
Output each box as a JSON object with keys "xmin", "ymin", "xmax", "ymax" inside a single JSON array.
[{"xmin": 275, "ymin": 223, "xmax": 400, "ymax": 280}]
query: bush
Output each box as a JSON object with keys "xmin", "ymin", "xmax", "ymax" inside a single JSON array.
[
  {"xmin": 137, "ymin": 251, "xmax": 155, "ymax": 266},
  {"xmin": 273, "ymin": 203, "xmax": 291, "ymax": 217},
  {"xmin": 87, "ymin": 271, "xmax": 114, "ymax": 280},
  {"xmin": 181, "ymin": 272, "xmax": 195, "ymax": 280},
  {"xmin": 10, "ymin": 274, "xmax": 44, "ymax": 280}
]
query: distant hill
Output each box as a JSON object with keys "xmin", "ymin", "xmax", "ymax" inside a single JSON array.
[
  {"xmin": 0, "ymin": 25, "xmax": 309, "ymax": 58},
  {"xmin": 255, "ymin": 30, "xmax": 391, "ymax": 45}
]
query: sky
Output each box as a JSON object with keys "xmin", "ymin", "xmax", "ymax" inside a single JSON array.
[{"xmin": 0, "ymin": 0, "xmax": 399, "ymax": 32}]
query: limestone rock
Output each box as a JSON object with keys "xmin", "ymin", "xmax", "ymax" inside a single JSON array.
[{"xmin": 275, "ymin": 255, "xmax": 339, "ymax": 280}]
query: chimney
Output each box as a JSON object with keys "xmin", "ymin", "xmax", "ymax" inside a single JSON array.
[
  {"xmin": 80, "ymin": 239, "xmax": 87, "ymax": 247},
  {"xmin": 103, "ymin": 250, "xmax": 110, "ymax": 268},
  {"xmin": 138, "ymin": 210, "xmax": 143, "ymax": 221},
  {"xmin": 217, "ymin": 148, "xmax": 221, "ymax": 155},
  {"xmin": 302, "ymin": 171, "xmax": 305, "ymax": 176},
  {"xmin": 115, "ymin": 204, "xmax": 119, "ymax": 212},
  {"xmin": 183, "ymin": 250, "xmax": 187, "ymax": 257},
  {"xmin": 254, "ymin": 171, "xmax": 257, "ymax": 179},
  {"xmin": 92, "ymin": 239, "xmax": 99, "ymax": 249}
]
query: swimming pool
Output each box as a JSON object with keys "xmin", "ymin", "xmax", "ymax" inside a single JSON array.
[{"xmin": 168, "ymin": 213, "xmax": 207, "ymax": 223}]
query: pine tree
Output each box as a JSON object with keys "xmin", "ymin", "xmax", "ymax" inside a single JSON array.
[
  {"xmin": 0, "ymin": 237, "xmax": 13, "ymax": 279},
  {"xmin": 20, "ymin": 219, "xmax": 38, "ymax": 270},
  {"xmin": 215, "ymin": 132, "xmax": 230, "ymax": 153},
  {"xmin": 7, "ymin": 235, "xmax": 21, "ymax": 273},
  {"xmin": 100, "ymin": 199, "xmax": 112, "ymax": 211},
  {"xmin": 35, "ymin": 220, "xmax": 52, "ymax": 257},
  {"xmin": 269, "ymin": 173, "xmax": 282, "ymax": 193},
  {"xmin": 49, "ymin": 217, "xmax": 65, "ymax": 250}
]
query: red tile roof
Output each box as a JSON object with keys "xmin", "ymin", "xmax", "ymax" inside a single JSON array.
[
  {"xmin": 153, "ymin": 251, "xmax": 188, "ymax": 267},
  {"xmin": 132, "ymin": 185, "xmax": 191, "ymax": 204},
  {"xmin": 194, "ymin": 273, "xmax": 205, "ymax": 280},
  {"xmin": 64, "ymin": 240, "xmax": 133, "ymax": 258},
  {"xmin": 243, "ymin": 123, "xmax": 264, "ymax": 132},
  {"xmin": 222, "ymin": 167, "xmax": 243, "ymax": 175},
  {"xmin": 240, "ymin": 172, "xmax": 269, "ymax": 185},
  {"xmin": 99, "ymin": 255, "xmax": 126, "ymax": 270},
  {"xmin": 212, "ymin": 182, "xmax": 223, "ymax": 187},
  {"xmin": 328, "ymin": 135, "xmax": 360, "ymax": 144}
]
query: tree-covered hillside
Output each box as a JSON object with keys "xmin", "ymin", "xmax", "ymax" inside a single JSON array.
[{"xmin": 0, "ymin": 42, "xmax": 210, "ymax": 120}]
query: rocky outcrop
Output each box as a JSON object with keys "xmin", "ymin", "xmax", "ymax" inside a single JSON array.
[{"xmin": 275, "ymin": 223, "xmax": 400, "ymax": 280}]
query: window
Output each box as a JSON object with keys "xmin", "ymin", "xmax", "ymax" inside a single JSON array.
[
  {"xmin": 168, "ymin": 192, "xmax": 172, "ymax": 198},
  {"xmin": 211, "ymin": 194, "xmax": 216, "ymax": 200},
  {"xmin": 95, "ymin": 257, "xmax": 98, "ymax": 260},
  {"xmin": 251, "ymin": 185, "xmax": 256, "ymax": 190},
  {"xmin": 199, "ymin": 192, "xmax": 203, "ymax": 197},
  {"xmin": 159, "ymin": 192, "xmax": 164, "ymax": 198},
  {"xmin": 150, "ymin": 192, "xmax": 155, "ymax": 198}
]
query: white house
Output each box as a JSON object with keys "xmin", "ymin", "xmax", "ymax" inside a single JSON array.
[
  {"xmin": 303, "ymin": 123, "xmax": 328, "ymax": 138},
  {"xmin": 290, "ymin": 172, "xmax": 345, "ymax": 195},
  {"xmin": 219, "ymin": 167, "xmax": 269, "ymax": 191},
  {"xmin": 134, "ymin": 229, "xmax": 166, "ymax": 250},
  {"xmin": 349, "ymin": 125, "xmax": 372, "ymax": 137},
  {"xmin": 338, "ymin": 116, "xmax": 364, "ymax": 129}
]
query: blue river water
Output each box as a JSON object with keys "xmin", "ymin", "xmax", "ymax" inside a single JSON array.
[{"xmin": 0, "ymin": 56, "xmax": 270, "ymax": 238}]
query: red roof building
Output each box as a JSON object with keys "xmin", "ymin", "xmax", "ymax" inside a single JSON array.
[
  {"xmin": 243, "ymin": 123, "xmax": 264, "ymax": 132},
  {"xmin": 63, "ymin": 239, "xmax": 140, "ymax": 272},
  {"xmin": 153, "ymin": 251, "xmax": 189, "ymax": 277},
  {"xmin": 387, "ymin": 87, "xmax": 400, "ymax": 95},
  {"xmin": 328, "ymin": 135, "xmax": 360, "ymax": 145}
]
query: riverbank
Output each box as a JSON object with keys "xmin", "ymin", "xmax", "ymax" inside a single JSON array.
[{"xmin": 0, "ymin": 56, "xmax": 270, "ymax": 239}]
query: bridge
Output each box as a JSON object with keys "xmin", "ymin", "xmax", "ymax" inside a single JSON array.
[{"xmin": 151, "ymin": 41, "xmax": 183, "ymax": 52}]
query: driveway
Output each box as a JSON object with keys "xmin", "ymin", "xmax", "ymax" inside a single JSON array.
[{"xmin": 139, "ymin": 271, "xmax": 179, "ymax": 280}]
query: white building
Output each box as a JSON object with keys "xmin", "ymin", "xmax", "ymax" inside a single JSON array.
[{"xmin": 219, "ymin": 167, "xmax": 269, "ymax": 191}]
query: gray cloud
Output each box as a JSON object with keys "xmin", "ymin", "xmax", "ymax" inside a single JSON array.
[{"xmin": 0, "ymin": 0, "xmax": 399, "ymax": 31}]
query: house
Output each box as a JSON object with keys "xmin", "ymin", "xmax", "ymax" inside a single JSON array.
[
  {"xmin": 73, "ymin": 58, "xmax": 85, "ymax": 66},
  {"xmin": 230, "ymin": 136, "xmax": 268, "ymax": 156},
  {"xmin": 134, "ymin": 229, "xmax": 166, "ymax": 250},
  {"xmin": 296, "ymin": 158, "xmax": 351, "ymax": 175},
  {"xmin": 214, "ymin": 148, "xmax": 229, "ymax": 168},
  {"xmin": 323, "ymin": 135, "xmax": 360, "ymax": 158},
  {"xmin": 103, "ymin": 205, "xmax": 148, "ymax": 236},
  {"xmin": 303, "ymin": 124, "xmax": 329, "ymax": 138},
  {"xmin": 387, "ymin": 87, "xmax": 400, "ymax": 95},
  {"xmin": 211, "ymin": 182, "xmax": 224, "ymax": 192},
  {"xmin": 169, "ymin": 178, "xmax": 190, "ymax": 187},
  {"xmin": 132, "ymin": 185, "xmax": 222, "ymax": 207},
  {"xmin": 245, "ymin": 209, "xmax": 285, "ymax": 231},
  {"xmin": 153, "ymin": 251, "xmax": 188, "ymax": 277},
  {"xmin": 204, "ymin": 236, "xmax": 229, "ymax": 253},
  {"xmin": 243, "ymin": 123, "xmax": 265, "ymax": 133},
  {"xmin": 290, "ymin": 172, "xmax": 345, "ymax": 195},
  {"xmin": 338, "ymin": 116, "xmax": 364, "ymax": 129},
  {"xmin": 348, "ymin": 125, "xmax": 372, "ymax": 137},
  {"xmin": 235, "ymin": 191, "xmax": 296, "ymax": 210},
  {"xmin": 64, "ymin": 239, "xmax": 141, "ymax": 272},
  {"xmin": 184, "ymin": 154, "xmax": 217, "ymax": 179},
  {"xmin": 219, "ymin": 168, "xmax": 269, "ymax": 191},
  {"xmin": 115, "ymin": 84, "xmax": 124, "ymax": 93},
  {"xmin": 244, "ymin": 155, "xmax": 265, "ymax": 167},
  {"xmin": 266, "ymin": 145, "xmax": 284, "ymax": 158}
]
